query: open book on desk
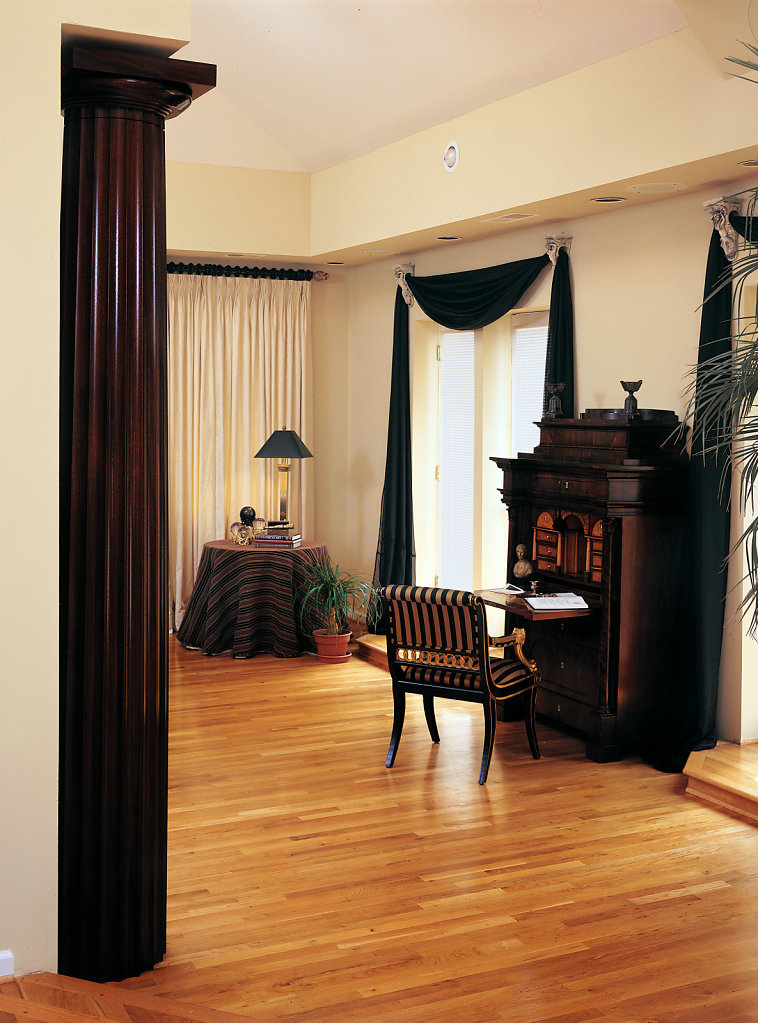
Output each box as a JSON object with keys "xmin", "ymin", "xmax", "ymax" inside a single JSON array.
[
  {"xmin": 489, "ymin": 583, "xmax": 525, "ymax": 595},
  {"xmin": 524, "ymin": 592, "xmax": 588, "ymax": 611}
]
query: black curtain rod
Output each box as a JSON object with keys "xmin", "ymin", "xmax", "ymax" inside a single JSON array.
[{"xmin": 167, "ymin": 262, "xmax": 327, "ymax": 281}]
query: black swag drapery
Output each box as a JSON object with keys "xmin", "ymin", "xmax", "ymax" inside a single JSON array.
[{"xmin": 373, "ymin": 248, "xmax": 574, "ymax": 592}]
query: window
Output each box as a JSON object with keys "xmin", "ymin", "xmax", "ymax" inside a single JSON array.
[
  {"xmin": 412, "ymin": 309, "xmax": 549, "ymax": 594},
  {"xmin": 510, "ymin": 311, "xmax": 549, "ymax": 457},
  {"xmin": 436, "ymin": 330, "xmax": 475, "ymax": 590}
]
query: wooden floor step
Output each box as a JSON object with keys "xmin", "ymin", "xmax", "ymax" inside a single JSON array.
[
  {"xmin": 354, "ymin": 631, "xmax": 388, "ymax": 670},
  {"xmin": 0, "ymin": 975, "xmax": 248, "ymax": 1023},
  {"xmin": 684, "ymin": 741, "xmax": 758, "ymax": 824}
]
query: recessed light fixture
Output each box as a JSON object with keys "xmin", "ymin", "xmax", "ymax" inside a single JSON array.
[
  {"xmin": 436, "ymin": 235, "xmax": 461, "ymax": 241},
  {"xmin": 326, "ymin": 261, "xmax": 345, "ymax": 265},
  {"xmin": 738, "ymin": 159, "xmax": 758, "ymax": 167},
  {"xmin": 590, "ymin": 196, "xmax": 627, "ymax": 203},
  {"xmin": 443, "ymin": 140, "xmax": 460, "ymax": 173}
]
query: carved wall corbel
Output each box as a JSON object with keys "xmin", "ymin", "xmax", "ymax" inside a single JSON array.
[
  {"xmin": 545, "ymin": 235, "xmax": 572, "ymax": 266},
  {"xmin": 703, "ymin": 196, "xmax": 742, "ymax": 261},
  {"xmin": 393, "ymin": 262, "xmax": 415, "ymax": 305}
]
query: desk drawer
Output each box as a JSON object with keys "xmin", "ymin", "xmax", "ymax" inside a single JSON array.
[
  {"xmin": 537, "ymin": 687, "xmax": 593, "ymax": 733},
  {"xmin": 529, "ymin": 473, "xmax": 607, "ymax": 503},
  {"xmin": 527, "ymin": 623, "xmax": 599, "ymax": 706}
]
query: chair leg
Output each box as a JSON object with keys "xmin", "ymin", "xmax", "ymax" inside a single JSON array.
[
  {"xmin": 479, "ymin": 697, "xmax": 497, "ymax": 785},
  {"xmin": 522, "ymin": 686, "xmax": 541, "ymax": 760},
  {"xmin": 423, "ymin": 693, "xmax": 440, "ymax": 743},
  {"xmin": 385, "ymin": 682, "xmax": 406, "ymax": 768}
]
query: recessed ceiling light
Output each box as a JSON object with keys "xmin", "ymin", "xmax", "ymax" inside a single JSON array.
[
  {"xmin": 436, "ymin": 235, "xmax": 461, "ymax": 241},
  {"xmin": 738, "ymin": 159, "xmax": 758, "ymax": 167},
  {"xmin": 443, "ymin": 140, "xmax": 459, "ymax": 173},
  {"xmin": 626, "ymin": 182, "xmax": 685, "ymax": 195},
  {"xmin": 326, "ymin": 261, "xmax": 345, "ymax": 265},
  {"xmin": 590, "ymin": 196, "xmax": 627, "ymax": 203}
]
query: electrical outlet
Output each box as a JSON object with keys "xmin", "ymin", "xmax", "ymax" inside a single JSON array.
[{"xmin": 0, "ymin": 950, "xmax": 14, "ymax": 977}]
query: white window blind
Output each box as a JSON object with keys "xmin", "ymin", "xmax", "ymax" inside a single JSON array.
[
  {"xmin": 511, "ymin": 320, "xmax": 548, "ymax": 457},
  {"xmin": 437, "ymin": 330, "xmax": 475, "ymax": 591}
]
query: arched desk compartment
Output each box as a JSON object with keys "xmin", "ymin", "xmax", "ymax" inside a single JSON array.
[{"xmin": 492, "ymin": 409, "xmax": 688, "ymax": 763}]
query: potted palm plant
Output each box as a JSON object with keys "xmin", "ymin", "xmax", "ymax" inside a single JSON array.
[{"xmin": 297, "ymin": 558, "xmax": 380, "ymax": 662}]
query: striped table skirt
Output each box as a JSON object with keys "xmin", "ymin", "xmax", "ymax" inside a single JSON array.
[{"xmin": 177, "ymin": 540, "xmax": 328, "ymax": 658}]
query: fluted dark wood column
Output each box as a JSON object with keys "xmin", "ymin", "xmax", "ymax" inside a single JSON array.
[{"xmin": 59, "ymin": 44, "xmax": 215, "ymax": 982}]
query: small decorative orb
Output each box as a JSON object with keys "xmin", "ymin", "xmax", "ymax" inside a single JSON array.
[{"xmin": 240, "ymin": 506, "xmax": 256, "ymax": 525}]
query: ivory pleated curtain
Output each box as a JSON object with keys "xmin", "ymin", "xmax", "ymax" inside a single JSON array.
[{"xmin": 167, "ymin": 274, "xmax": 314, "ymax": 628}]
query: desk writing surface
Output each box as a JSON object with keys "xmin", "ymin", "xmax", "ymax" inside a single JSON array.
[
  {"xmin": 177, "ymin": 540, "xmax": 328, "ymax": 658},
  {"xmin": 475, "ymin": 588, "xmax": 597, "ymax": 621}
]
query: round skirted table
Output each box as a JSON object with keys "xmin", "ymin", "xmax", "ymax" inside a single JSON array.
[{"xmin": 177, "ymin": 540, "xmax": 328, "ymax": 658}]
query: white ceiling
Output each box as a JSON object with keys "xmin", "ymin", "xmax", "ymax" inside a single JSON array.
[{"xmin": 166, "ymin": 0, "xmax": 689, "ymax": 173}]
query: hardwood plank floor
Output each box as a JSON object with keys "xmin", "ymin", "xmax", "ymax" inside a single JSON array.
[{"xmin": 118, "ymin": 638, "xmax": 758, "ymax": 1022}]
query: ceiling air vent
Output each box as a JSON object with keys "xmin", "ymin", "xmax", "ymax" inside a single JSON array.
[{"xmin": 481, "ymin": 213, "xmax": 537, "ymax": 223}]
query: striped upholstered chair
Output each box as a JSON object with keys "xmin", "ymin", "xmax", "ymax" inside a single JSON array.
[{"xmin": 378, "ymin": 585, "xmax": 540, "ymax": 784}]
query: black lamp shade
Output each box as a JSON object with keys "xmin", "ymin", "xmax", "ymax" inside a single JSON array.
[{"xmin": 254, "ymin": 429, "xmax": 313, "ymax": 459}]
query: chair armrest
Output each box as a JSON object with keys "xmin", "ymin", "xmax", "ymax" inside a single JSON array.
[{"xmin": 489, "ymin": 628, "xmax": 537, "ymax": 673}]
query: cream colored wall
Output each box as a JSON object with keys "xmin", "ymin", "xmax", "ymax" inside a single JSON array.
[
  {"xmin": 166, "ymin": 162, "xmax": 310, "ymax": 260},
  {"xmin": 338, "ymin": 193, "xmax": 704, "ymax": 575},
  {"xmin": 167, "ymin": 28, "xmax": 758, "ymax": 264},
  {"xmin": 0, "ymin": 0, "xmax": 190, "ymax": 978},
  {"xmin": 334, "ymin": 182, "xmax": 756, "ymax": 738},
  {"xmin": 718, "ymin": 443, "xmax": 758, "ymax": 743},
  {"xmin": 742, "ymin": 616, "xmax": 758, "ymax": 740},
  {"xmin": 7, "ymin": 0, "xmax": 753, "ymax": 980},
  {"xmin": 310, "ymin": 29, "xmax": 758, "ymax": 256}
]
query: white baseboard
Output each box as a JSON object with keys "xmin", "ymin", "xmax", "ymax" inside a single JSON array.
[{"xmin": 0, "ymin": 949, "xmax": 14, "ymax": 977}]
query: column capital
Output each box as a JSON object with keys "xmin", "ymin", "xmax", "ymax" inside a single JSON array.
[{"xmin": 61, "ymin": 43, "xmax": 216, "ymax": 118}]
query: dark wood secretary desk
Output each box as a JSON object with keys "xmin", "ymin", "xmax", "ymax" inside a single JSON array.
[{"xmin": 491, "ymin": 410, "xmax": 688, "ymax": 762}]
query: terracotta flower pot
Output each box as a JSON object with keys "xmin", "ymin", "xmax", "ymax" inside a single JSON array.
[{"xmin": 312, "ymin": 628, "xmax": 352, "ymax": 663}]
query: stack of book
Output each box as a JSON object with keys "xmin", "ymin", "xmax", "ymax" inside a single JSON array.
[{"xmin": 253, "ymin": 531, "xmax": 302, "ymax": 549}]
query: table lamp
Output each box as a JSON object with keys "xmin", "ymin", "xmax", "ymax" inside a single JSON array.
[{"xmin": 254, "ymin": 428, "xmax": 313, "ymax": 530}]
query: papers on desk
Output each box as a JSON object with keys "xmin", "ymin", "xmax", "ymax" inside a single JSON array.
[
  {"xmin": 490, "ymin": 583, "xmax": 525, "ymax": 595},
  {"xmin": 524, "ymin": 592, "xmax": 588, "ymax": 610}
]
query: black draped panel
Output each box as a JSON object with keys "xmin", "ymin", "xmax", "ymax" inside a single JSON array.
[
  {"xmin": 373, "ymin": 289, "xmax": 416, "ymax": 591},
  {"xmin": 730, "ymin": 211, "xmax": 758, "ymax": 243},
  {"xmin": 544, "ymin": 248, "xmax": 575, "ymax": 417},
  {"xmin": 374, "ymin": 250, "xmax": 573, "ymax": 597},
  {"xmin": 644, "ymin": 229, "xmax": 731, "ymax": 772}
]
